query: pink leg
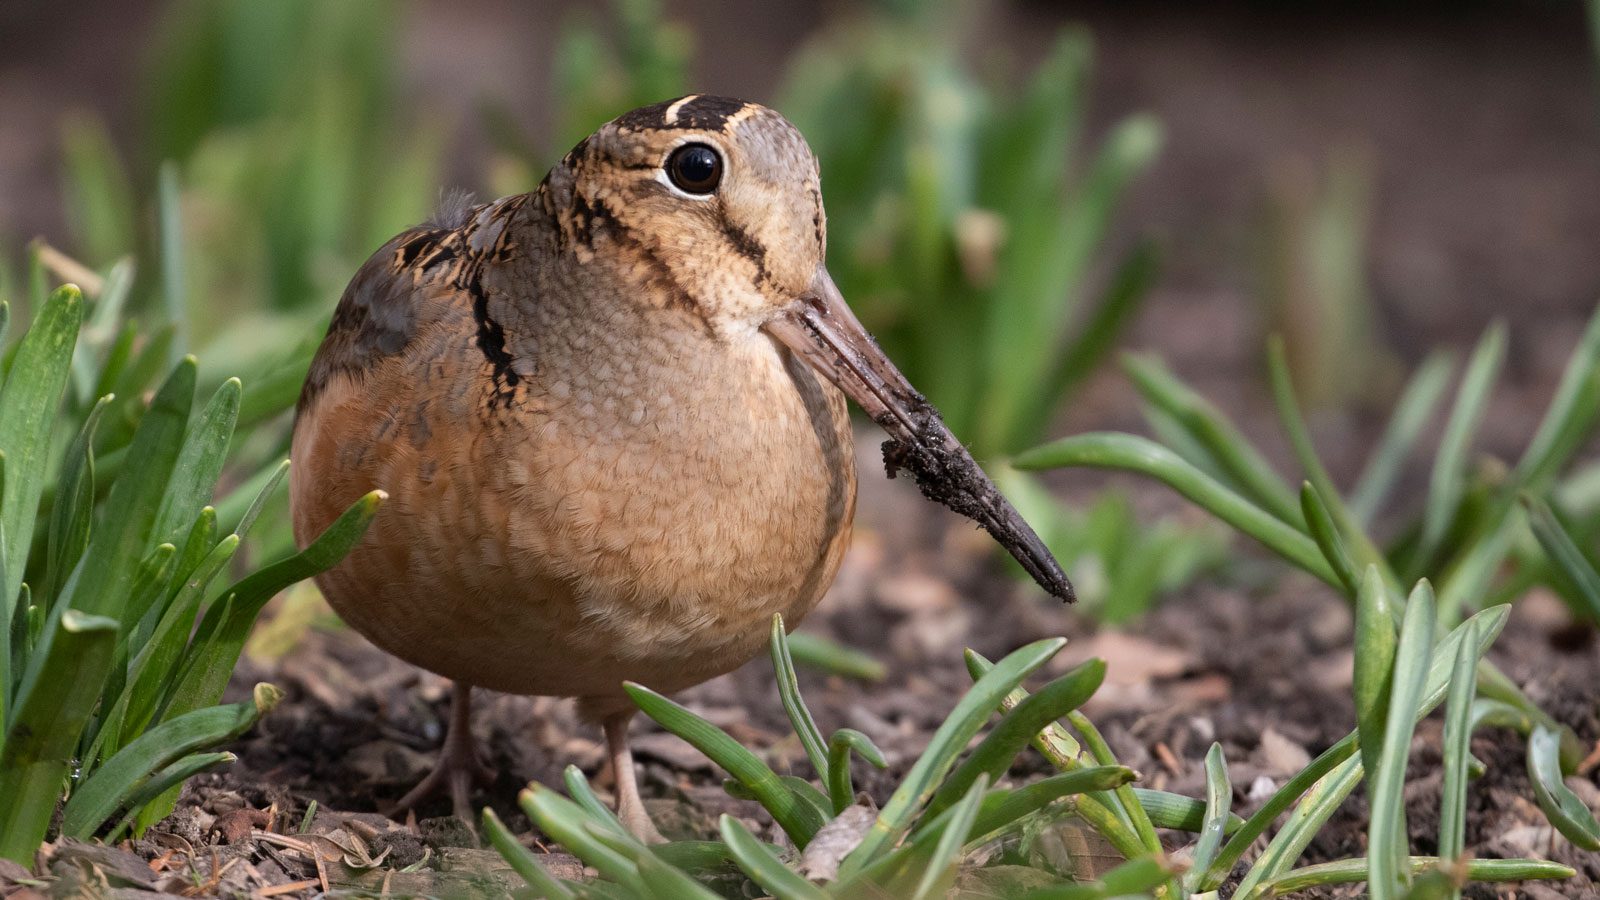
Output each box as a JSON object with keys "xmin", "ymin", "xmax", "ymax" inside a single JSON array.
[
  {"xmin": 604, "ymin": 712, "xmax": 664, "ymax": 843},
  {"xmin": 384, "ymin": 681, "xmax": 494, "ymax": 823}
]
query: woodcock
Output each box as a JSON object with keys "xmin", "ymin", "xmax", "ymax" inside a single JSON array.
[{"xmin": 292, "ymin": 95, "xmax": 1072, "ymax": 840}]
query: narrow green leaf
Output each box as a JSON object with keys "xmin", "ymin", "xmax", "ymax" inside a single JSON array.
[
  {"xmin": 518, "ymin": 784, "xmax": 645, "ymax": 892},
  {"xmin": 484, "ymin": 807, "xmax": 577, "ymax": 900},
  {"xmin": 1419, "ymin": 323, "xmax": 1505, "ymax": 566},
  {"xmin": 1133, "ymin": 786, "xmax": 1244, "ymax": 834},
  {"xmin": 926, "ymin": 658, "xmax": 1104, "ymax": 819},
  {"xmin": 1438, "ymin": 618, "xmax": 1482, "ymax": 889},
  {"xmin": 1122, "ymin": 352, "xmax": 1301, "ymax": 525},
  {"xmin": 41, "ymin": 395, "xmax": 111, "ymax": 607},
  {"xmin": 785, "ymin": 631, "xmax": 885, "ymax": 681},
  {"xmin": 584, "ymin": 827, "xmax": 724, "ymax": 900},
  {"xmin": 104, "ymin": 751, "xmax": 233, "ymax": 842},
  {"xmin": 718, "ymin": 814, "xmax": 828, "ymax": 900},
  {"xmin": 1302, "ymin": 482, "xmax": 1359, "ymax": 598},
  {"xmin": 1353, "ymin": 565, "xmax": 1397, "ymax": 785},
  {"xmin": 157, "ymin": 162, "xmax": 187, "ymax": 359},
  {"xmin": 970, "ymin": 766, "xmax": 1135, "ymax": 841},
  {"xmin": 562, "ymin": 764, "xmax": 626, "ymax": 835},
  {"xmin": 1257, "ymin": 857, "xmax": 1576, "ymax": 897},
  {"xmin": 1513, "ymin": 303, "xmax": 1600, "ymax": 489},
  {"xmin": 839, "ymin": 638, "xmax": 1066, "ymax": 877},
  {"xmin": 1350, "ymin": 351, "xmax": 1453, "ymax": 525},
  {"xmin": 1015, "ymin": 432, "xmax": 1338, "ymax": 588},
  {"xmin": 151, "ymin": 377, "xmax": 240, "ymax": 547},
  {"xmin": 827, "ymin": 727, "xmax": 886, "ymax": 815},
  {"xmin": 1021, "ymin": 856, "xmax": 1180, "ymax": 899},
  {"xmin": 1369, "ymin": 581, "xmax": 1438, "ymax": 899},
  {"xmin": 62, "ymin": 683, "xmax": 282, "ymax": 838},
  {"xmin": 1207, "ymin": 604, "xmax": 1509, "ymax": 890},
  {"xmin": 908, "ymin": 775, "xmax": 986, "ymax": 900},
  {"xmin": 1068, "ymin": 710, "xmax": 1161, "ymax": 854},
  {"xmin": 1527, "ymin": 724, "xmax": 1600, "ymax": 850},
  {"xmin": 72, "ymin": 357, "xmax": 195, "ymax": 622},
  {"xmin": 0, "ymin": 285, "xmax": 83, "ymax": 605},
  {"xmin": 1235, "ymin": 752, "xmax": 1365, "ymax": 897},
  {"xmin": 164, "ymin": 490, "xmax": 384, "ymax": 721},
  {"xmin": 627, "ymin": 681, "xmax": 825, "ymax": 847},
  {"xmin": 770, "ymin": 614, "xmax": 829, "ymax": 783},
  {"xmin": 1184, "ymin": 742, "xmax": 1232, "ymax": 894},
  {"xmin": 1523, "ymin": 494, "xmax": 1600, "ymax": 623},
  {"xmin": 0, "ymin": 608, "xmax": 118, "ymax": 862},
  {"xmin": 216, "ymin": 457, "xmax": 290, "ymax": 538},
  {"xmin": 1268, "ymin": 336, "xmax": 1392, "ymax": 581}
]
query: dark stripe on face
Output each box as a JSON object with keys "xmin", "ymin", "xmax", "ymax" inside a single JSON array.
[
  {"xmin": 717, "ymin": 212, "xmax": 770, "ymax": 289},
  {"xmin": 614, "ymin": 95, "xmax": 749, "ymax": 132}
]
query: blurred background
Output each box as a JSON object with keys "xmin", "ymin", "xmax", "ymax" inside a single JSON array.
[{"xmin": 1, "ymin": 0, "xmax": 1597, "ymax": 616}]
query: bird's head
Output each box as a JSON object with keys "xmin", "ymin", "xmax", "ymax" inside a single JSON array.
[{"xmin": 544, "ymin": 95, "xmax": 1074, "ymax": 603}]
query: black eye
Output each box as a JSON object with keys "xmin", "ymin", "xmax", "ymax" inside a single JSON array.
[{"xmin": 666, "ymin": 143, "xmax": 722, "ymax": 194}]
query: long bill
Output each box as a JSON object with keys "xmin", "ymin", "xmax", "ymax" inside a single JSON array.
[{"xmin": 763, "ymin": 266, "xmax": 1075, "ymax": 603}]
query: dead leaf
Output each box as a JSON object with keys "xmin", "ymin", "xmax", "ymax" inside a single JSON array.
[{"xmin": 798, "ymin": 803, "xmax": 876, "ymax": 882}]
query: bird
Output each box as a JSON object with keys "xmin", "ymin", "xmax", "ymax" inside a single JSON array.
[{"xmin": 291, "ymin": 94, "xmax": 1072, "ymax": 840}]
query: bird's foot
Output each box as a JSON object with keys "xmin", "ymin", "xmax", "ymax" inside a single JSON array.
[
  {"xmin": 382, "ymin": 740, "xmax": 496, "ymax": 824},
  {"xmin": 384, "ymin": 683, "xmax": 495, "ymax": 825}
]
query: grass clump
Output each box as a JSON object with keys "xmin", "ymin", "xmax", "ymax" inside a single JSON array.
[{"xmin": 0, "ymin": 271, "xmax": 379, "ymax": 860}]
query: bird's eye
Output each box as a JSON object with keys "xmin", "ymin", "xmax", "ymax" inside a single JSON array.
[{"xmin": 666, "ymin": 143, "xmax": 722, "ymax": 195}]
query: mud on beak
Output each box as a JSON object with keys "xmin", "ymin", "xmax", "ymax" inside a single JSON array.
[{"xmin": 764, "ymin": 267, "xmax": 1075, "ymax": 603}]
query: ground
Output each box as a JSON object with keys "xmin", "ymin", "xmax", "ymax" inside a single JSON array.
[{"xmin": 8, "ymin": 427, "xmax": 1596, "ymax": 899}]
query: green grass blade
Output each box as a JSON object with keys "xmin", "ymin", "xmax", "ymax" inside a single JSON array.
[
  {"xmin": 970, "ymin": 766, "xmax": 1135, "ymax": 841},
  {"xmin": 1350, "ymin": 350, "xmax": 1454, "ymax": 525},
  {"xmin": 1419, "ymin": 323, "xmax": 1505, "ymax": 566},
  {"xmin": 62, "ymin": 683, "xmax": 281, "ymax": 838},
  {"xmin": 1122, "ymin": 352, "xmax": 1301, "ymax": 525},
  {"xmin": 103, "ymin": 751, "xmax": 233, "ymax": 843},
  {"xmin": 827, "ymin": 727, "xmax": 886, "ymax": 815},
  {"xmin": 1208, "ymin": 603, "xmax": 1509, "ymax": 889},
  {"xmin": 118, "ymin": 534, "xmax": 241, "ymax": 747},
  {"xmin": 1235, "ymin": 752, "xmax": 1365, "ymax": 897},
  {"xmin": 0, "ymin": 609, "xmax": 118, "ymax": 862},
  {"xmin": 152, "ymin": 377, "xmax": 240, "ymax": 548},
  {"xmin": 785, "ymin": 630, "xmax": 886, "ymax": 681},
  {"xmin": 0, "ymin": 285, "xmax": 83, "ymax": 605},
  {"xmin": 1438, "ymin": 618, "xmax": 1482, "ymax": 892},
  {"xmin": 1016, "ymin": 432, "xmax": 1338, "ymax": 587},
  {"xmin": 584, "ymin": 827, "xmax": 725, "ymax": 900},
  {"xmin": 1369, "ymin": 580, "xmax": 1437, "ymax": 899},
  {"xmin": 1067, "ymin": 709, "xmax": 1158, "ymax": 849},
  {"xmin": 1184, "ymin": 742, "xmax": 1232, "ymax": 894},
  {"xmin": 839, "ymin": 637, "xmax": 1066, "ymax": 878},
  {"xmin": 925, "ymin": 658, "xmax": 1105, "ymax": 820},
  {"xmin": 1527, "ymin": 724, "xmax": 1600, "ymax": 850},
  {"xmin": 1523, "ymin": 494, "xmax": 1600, "ymax": 623},
  {"xmin": 163, "ymin": 490, "xmax": 384, "ymax": 720},
  {"xmin": 562, "ymin": 764, "xmax": 626, "ymax": 835},
  {"xmin": 1301, "ymin": 482, "xmax": 1359, "ymax": 597},
  {"xmin": 908, "ymin": 775, "xmax": 987, "ymax": 900},
  {"xmin": 626, "ymin": 681, "xmax": 825, "ymax": 847},
  {"xmin": 216, "ymin": 457, "xmax": 290, "ymax": 537},
  {"xmin": 1354, "ymin": 565, "xmax": 1397, "ymax": 785},
  {"xmin": 1268, "ymin": 336, "xmax": 1392, "ymax": 580},
  {"xmin": 484, "ymin": 807, "xmax": 577, "ymax": 899},
  {"xmin": 717, "ymin": 814, "xmax": 826, "ymax": 900},
  {"xmin": 770, "ymin": 614, "xmax": 829, "ymax": 782},
  {"xmin": 1513, "ymin": 303, "xmax": 1600, "ymax": 489},
  {"xmin": 1133, "ymin": 787, "xmax": 1243, "ymax": 834},
  {"xmin": 72, "ymin": 357, "xmax": 195, "ymax": 622},
  {"xmin": 41, "ymin": 394, "xmax": 112, "ymax": 607},
  {"xmin": 1259, "ymin": 857, "xmax": 1575, "ymax": 897},
  {"xmin": 518, "ymin": 784, "xmax": 645, "ymax": 891},
  {"xmin": 1021, "ymin": 856, "xmax": 1180, "ymax": 899}
]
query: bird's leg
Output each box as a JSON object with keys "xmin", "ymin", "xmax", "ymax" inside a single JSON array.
[
  {"xmin": 603, "ymin": 713, "xmax": 665, "ymax": 844},
  {"xmin": 384, "ymin": 681, "xmax": 495, "ymax": 824}
]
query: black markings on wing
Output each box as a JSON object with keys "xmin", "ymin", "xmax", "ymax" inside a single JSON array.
[{"xmin": 299, "ymin": 194, "xmax": 532, "ymax": 413}]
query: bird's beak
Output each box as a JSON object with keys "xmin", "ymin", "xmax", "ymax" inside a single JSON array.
[{"xmin": 764, "ymin": 267, "xmax": 1075, "ymax": 603}]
